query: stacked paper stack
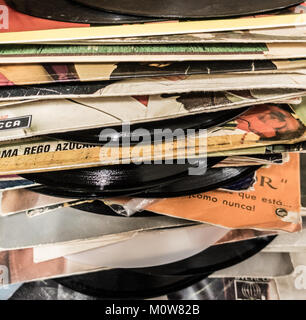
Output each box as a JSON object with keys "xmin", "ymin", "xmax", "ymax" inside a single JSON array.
[{"xmin": 0, "ymin": 0, "xmax": 306, "ymax": 300}]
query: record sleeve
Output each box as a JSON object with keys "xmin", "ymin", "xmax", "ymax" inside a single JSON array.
[
  {"xmin": 1, "ymin": 43, "xmax": 306, "ymax": 63},
  {"xmin": 145, "ymin": 153, "xmax": 301, "ymax": 232},
  {"xmin": 53, "ymin": 223, "xmax": 229, "ymax": 268},
  {"xmin": 0, "ymin": 89, "xmax": 303, "ymax": 144},
  {"xmin": 2, "ymin": 7, "xmax": 306, "ymax": 44},
  {"xmin": 0, "ymin": 60, "xmax": 302, "ymax": 87}
]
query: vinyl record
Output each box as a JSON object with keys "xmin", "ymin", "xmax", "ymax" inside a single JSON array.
[
  {"xmin": 27, "ymin": 185, "xmax": 138, "ymax": 199},
  {"xmin": 73, "ymin": 0, "xmax": 302, "ymax": 18},
  {"xmin": 6, "ymin": 0, "xmax": 163, "ymax": 24},
  {"xmin": 26, "ymin": 163, "xmax": 257, "ymax": 199},
  {"xmin": 49, "ymin": 107, "xmax": 249, "ymax": 146},
  {"xmin": 73, "ymin": 200, "xmax": 157, "ymax": 217},
  {"xmin": 135, "ymin": 236, "xmax": 275, "ymax": 277},
  {"xmin": 22, "ymin": 157, "xmax": 223, "ymax": 198},
  {"xmin": 221, "ymin": 170, "xmax": 257, "ymax": 191},
  {"xmin": 55, "ymin": 236, "xmax": 275, "ymax": 299},
  {"xmin": 133, "ymin": 165, "xmax": 260, "ymax": 198},
  {"xmin": 56, "ymin": 270, "xmax": 206, "ymax": 300}
]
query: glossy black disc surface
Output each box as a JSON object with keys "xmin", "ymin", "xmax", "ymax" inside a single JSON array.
[
  {"xmin": 22, "ymin": 157, "xmax": 223, "ymax": 198},
  {"xmin": 133, "ymin": 236, "xmax": 276, "ymax": 276},
  {"xmin": 73, "ymin": 0, "xmax": 302, "ymax": 18},
  {"xmin": 134, "ymin": 166, "xmax": 260, "ymax": 198},
  {"xmin": 56, "ymin": 270, "xmax": 206, "ymax": 299},
  {"xmin": 55, "ymin": 236, "xmax": 275, "ymax": 299},
  {"xmin": 49, "ymin": 107, "xmax": 249, "ymax": 146},
  {"xmin": 6, "ymin": 0, "xmax": 163, "ymax": 24}
]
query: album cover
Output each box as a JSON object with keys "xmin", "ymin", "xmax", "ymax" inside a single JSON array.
[
  {"xmin": 300, "ymin": 152, "xmax": 306, "ymax": 209},
  {"xmin": 184, "ymin": 251, "xmax": 306, "ymax": 300},
  {"xmin": 1, "ymin": 3, "xmax": 305, "ymax": 44},
  {"xmin": 0, "ymin": 206, "xmax": 194, "ymax": 250},
  {"xmin": 69, "ymin": 26, "xmax": 306, "ymax": 45},
  {"xmin": 144, "ymin": 153, "xmax": 302, "ymax": 232},
  {"xmin": 0, "ymin": 102, "xmax": 304, "ymax": 174},
  {"xmin": 209, "ymin": 140, "xmax": 306, "ymax": 158},
  {"xmin": 0, "ymin": 187, "xmax": 91, "ymax": 217},
  {"xmin": 216, "ymin": 229, "xmax": 278, "ymax": 246},
  {"xmin": 0, "ymin": 0, "xmax": 87, "ymax": 34},
  {"xmin": 33, "ymin": 227, "xmax": 276, "ymax": 264},
  {"xmin": 263, "ymin": 217, "xmax": 306, "ymax": 252},
  {"xmin": 0, "ymin": 89, "xmax": 303, "ymax": 143},
  {"xmin": 1, "ymin": 60, "xmax": 305, "ymax": 86},
  {"xmin": 1, "ymin": 74, "xmax": 306, "ymax": 103},
  {"xmin": 0, "ymin": 247, "xmax": 107, "ymax": 287},
  {"xmin": 1, "ymin": 43, "xmax": 306, "ymax": 63},
  {"xmin": 32, "ymin": 223, "xmax": 226, "ymax": 266}
]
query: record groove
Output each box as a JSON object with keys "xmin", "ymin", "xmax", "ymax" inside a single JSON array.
[
  {"xmin": 23, "ymin": 157, "xmax": 223, "ymax": 198},
  {"xmin": 48, "ymin": 107, "xmax": 249, "ymax": 146},
  {"xmin": 6, "ymin": 0, "xmax": 163, "ymax": 24},
  {"xmin": 73, "ymin": 0, "xmax": 302, "ymax": 18},
  {"xmin": 56, "ymin": 271, "xmax": 206, "ymax": 300},
  {"xmin": 136, "ymin": 236, "xmax": 276, "ymax": 276},
  {"xmin": 24, "ymin": 161, "xmax": 259, "ymax": 200},
  {"xmin": 55, "ymin": 236, "xmax": 275, "ymax": 299},
  {"xmin": 133, "ymin": 165, "xmax": 261, "ymax": 198}
]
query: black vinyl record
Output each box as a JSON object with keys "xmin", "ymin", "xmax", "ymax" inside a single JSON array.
[
  {"xmin": 27, "ymin": 185, "xmax": 136, "ymax": 199},
  {"xmin": 49, "ymin": 107, "xmax": 249, "ymax": 146},
  {"xmin": 73, "ymin": 0, "xmax": 302, "ymax": 18},
  {"xmin": 55, "ymin": 236, "xmax": 275, "ymax": 299},
  {"xmin": 134, "ymin": 165, "xmax": 260, "ymax": 198},
  {"xmin": 6, "ymin": 0, "xmax": 163, "ymax": 24},
  {"xmin": 23, "ymin": 165, "xmax": 259, "ymax": 199},
  {"xmin": 56, "ymin": 270, "xmax": 206, "ymax": 300},
  {"xmin": 136, "ymin": 236, "xmax": 275, "ymax": 277},
  {"xmin": 22, "ymin": 157, "xmax": 223, "ymax": 198},
  {"xmin": 73, "ymin": 200, "xmax": 158, "ymax": 217}
]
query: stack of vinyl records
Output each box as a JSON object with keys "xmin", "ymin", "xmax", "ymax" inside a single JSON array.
[{"xmin": 0, "ymin": 0, "xmax": 306, "ymax": 300}]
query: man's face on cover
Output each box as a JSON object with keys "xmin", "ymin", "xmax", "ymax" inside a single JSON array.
[{"xmin": 236, "ymin": 105, "xmax": 302, "ymax": 139}]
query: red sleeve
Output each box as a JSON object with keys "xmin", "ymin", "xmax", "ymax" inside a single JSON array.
[{"xmin": 0, "ymin": 0, "xmax": 89, "ymax": 33}]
